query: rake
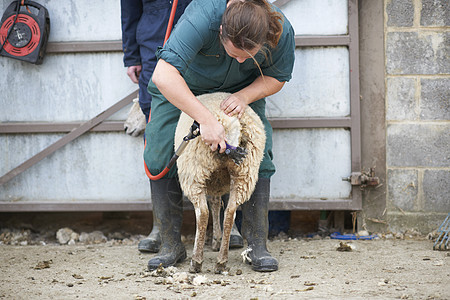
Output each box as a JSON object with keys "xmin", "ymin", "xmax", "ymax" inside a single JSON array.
[{"xmin": 433, "ymin": 213, "xmax": 449, "ymax": 251}]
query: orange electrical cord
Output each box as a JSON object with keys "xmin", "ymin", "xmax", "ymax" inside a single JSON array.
[{"xmin": 143, "ymin": 0, "xmax": 179, "ymax": 180}]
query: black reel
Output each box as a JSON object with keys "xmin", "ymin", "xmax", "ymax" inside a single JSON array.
[{"xmin": 0, "ymin": 0, "xmax": 50, "ymax": 64}]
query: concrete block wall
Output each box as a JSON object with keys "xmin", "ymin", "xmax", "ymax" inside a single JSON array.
[{"xmin": 385, "ymin": 0, "xmax": 449, "ymax": 233}]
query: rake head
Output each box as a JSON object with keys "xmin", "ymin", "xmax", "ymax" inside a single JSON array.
[{"xmin": 433, "ymin": 213, "xmax": 449, "ymax": 251}]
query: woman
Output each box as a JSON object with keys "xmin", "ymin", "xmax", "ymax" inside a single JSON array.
[{"xmin": 145, "ymin": 0, "xmax": 295, "ymax": 272}]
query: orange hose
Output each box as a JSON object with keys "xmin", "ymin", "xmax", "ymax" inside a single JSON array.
[
  {"xmin": 143, "ymin": 0, "xmax": 178, "ymax": 181},
  {"xmin": 145, "ymin": 164, "xmax": 170, "ymax": 180},
  {"xmin": 164, "ymin": 0, "xmax": 178, "ymax": 46}
]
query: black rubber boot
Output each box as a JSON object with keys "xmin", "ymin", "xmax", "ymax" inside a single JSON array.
[
  {"xmin": 241, "ymin": 178, "xmax": 278, "ymax": 272},
  {"xmin": 147, "ymin": 178, "xmax": 186, "ymax": 270},
  {"xmin": 221, "ymin": 194, "xmax": 244, "ymax": 249},
  {"xmin": 229, "ymin": 223, "xmax": 244, "ymax": 249},
  {"xmin": 138, "ymin": 191, "xmax": 161, "ymax": 253}
]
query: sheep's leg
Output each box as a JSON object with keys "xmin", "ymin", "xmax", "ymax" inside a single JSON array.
[
  {"xmin": 210, "ymin": 196, "xmax": 222, "ymax": 251},
  {"xmin": 215, "ymin": 197, "xmax": 238, "ymax": 273},
  {"xmin": 190, "ymin": 194, "xmax": 209, "ymax": 273}
]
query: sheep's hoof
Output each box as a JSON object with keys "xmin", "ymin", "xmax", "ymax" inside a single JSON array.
[
  {"xmin": 189, "ymin": 260, "xmax": 202, "ymax": 273},
  {"xmin": 214, "ymin": 262, "xmax": 228, "ymax": 274}
]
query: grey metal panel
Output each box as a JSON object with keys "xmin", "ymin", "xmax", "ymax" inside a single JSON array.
[
  {"xmin": 0, "ymin": 133, "xmax": 150, "ymax": 202},
  {"xmin": 267, "ymin": 47, "xmax": 350, "ymax": 118},
  {"xmin": 0, "ymin": 90, "xmax": 137, "ymax": 186},
  {"xmin": 271, "ymin": 128, "xmax": 352, "ymax": 199},
  {"xmin": 276, "ymin": 0, "xmax": 348, "ymax": 35},
  {"xmin": 0, "ymin": 53, "xmax": 135, "ymax": 122},
  {"xmin": 43, "ymin": 0, "xmax": 122, "ymax": 42}
]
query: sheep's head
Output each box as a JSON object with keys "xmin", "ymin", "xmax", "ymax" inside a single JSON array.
[{"xmin": 221, "ymin": 143, "xmax": 247, "ymax": 165}]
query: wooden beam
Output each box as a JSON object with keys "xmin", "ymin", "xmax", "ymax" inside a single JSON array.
[
  {"xmin": 0, "ymin": 198, "xmax": 360, "ymax": 212},
  {"xmin": 46, "ymin": 41, "xmax": 122, "ymax": 53}
]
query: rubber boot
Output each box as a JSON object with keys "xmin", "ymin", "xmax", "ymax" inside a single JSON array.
[
  {"xmin": 229, "ymin": 223, "xmax": 244, "ymax": 248},
  {"xmin": 147, "ymin": 178, "xmax": 187, "ymax": 270},
  {"xmin": 137, "ymin": 199, "xmax": 161, "ymax": 253},
  {"xmin": 221, "ymin": 194, "xmax": 244, "ymax": 249},
  {"xmin": 241, "ymin": 178, "xmax": 278, "ymax": 272}
]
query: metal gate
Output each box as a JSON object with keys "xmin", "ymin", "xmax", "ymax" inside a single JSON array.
[{"xmin": 0, "ymin": 0, "xmax": 362, "ymax": 212}]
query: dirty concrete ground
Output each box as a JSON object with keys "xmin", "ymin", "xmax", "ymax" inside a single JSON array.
[{"xmin": 0, "ymin": 228, "xmax": 449, "ymax": 300}]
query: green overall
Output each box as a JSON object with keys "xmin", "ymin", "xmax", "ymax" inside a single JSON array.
[{"xmin": 144, "ymin": 0, "xmax": 295, "ymax": 179}]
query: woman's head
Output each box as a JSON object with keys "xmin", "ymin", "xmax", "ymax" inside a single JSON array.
[{"xmin": 220, "ymin": 0, "xmax": 283, "ymax": 57}]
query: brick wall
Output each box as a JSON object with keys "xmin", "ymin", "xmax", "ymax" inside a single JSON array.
[{"xmin": 385, "ymin": 0, "xmax": 449, "ymax": 232}]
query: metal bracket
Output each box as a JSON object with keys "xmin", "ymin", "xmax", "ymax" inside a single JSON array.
[{"xmin": 342, "ymin": 168, "xmax": 380, "ymax": 187}]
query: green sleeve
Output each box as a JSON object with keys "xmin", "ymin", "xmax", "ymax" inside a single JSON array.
[
  {"xmin": 261, "ymin": 19, "xmax": 296, "ymax": 83},
  {"xmin": 155, "ymin": 1, "xmax": 218, "ymax": 76}
]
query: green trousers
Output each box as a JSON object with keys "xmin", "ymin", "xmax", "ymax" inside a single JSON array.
[{"xmin": 144, "ymin": 82, "xmax": 275, "ymax": 179}]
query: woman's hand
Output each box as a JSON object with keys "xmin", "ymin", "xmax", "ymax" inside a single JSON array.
[
  {"xmin": 200, "ymin": 119, "xmax": 227, "ymax": 153},
  {"xmin": 152, "ymin": 60, "xmax": 227, "ymax": 153},
  {"xmin": 220, "ymin": 93, "xmax": 247, "ymax": 119}
]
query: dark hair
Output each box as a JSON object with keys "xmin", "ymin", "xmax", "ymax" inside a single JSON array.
[{"xmin": 220, "ymin": 0, "xmax": 283, "ymax": 51}]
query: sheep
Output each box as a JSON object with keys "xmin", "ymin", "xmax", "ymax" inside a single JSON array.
[
  {"xmin": 174, "ymin": 92, "xmax": 266, "ymax": 273},
  {"xmin": 124, "ymin": 98, "xmax": 146, "ymax": 137}
]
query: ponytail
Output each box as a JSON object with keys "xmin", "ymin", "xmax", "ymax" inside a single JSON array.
[{"xmin": 220, "ymin": 0, "xmax": 283, "ymax": 50}]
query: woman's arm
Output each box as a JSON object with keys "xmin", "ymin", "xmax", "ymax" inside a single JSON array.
[
  {"xmin": 220, "ymin": 75, "xmax": 285, "ymax": 118},
  {"xmin": 152, "ymin": 59, "xmax": 227, "ymax": 152}
]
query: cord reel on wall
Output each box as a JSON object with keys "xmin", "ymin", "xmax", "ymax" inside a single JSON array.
[{"xmin": 0, "ymin": 0, "xmax": 50, "ymax": 64}]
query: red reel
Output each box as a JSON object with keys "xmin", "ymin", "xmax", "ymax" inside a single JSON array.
[
  {"xmin": 0, "ymin": 1, "xmax": 50, "ymax": 64},
  {"xmin": 0, "ymin": 13, "xmax": 41, "ymax": 56}
]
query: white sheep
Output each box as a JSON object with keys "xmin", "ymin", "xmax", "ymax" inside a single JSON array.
[
  {"xmin": 174, "ymin": 92, "xmax": 266, "ymax": 273},
  {"xmin": 124, "ymin": 98, "xmax": 146, "ymax": 137}
]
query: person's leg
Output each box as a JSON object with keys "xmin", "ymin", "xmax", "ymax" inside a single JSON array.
[
  {"xmin": 137, "ymin": 0, "xmax": 192, "ymax": 255},
  {"xmin": 136, "ymin": 77, "xmax": 158, "ymax": 253},
  {"xmin": 144, "ymin": 82, "xmax": 180, "ymax": 178},
  {"xmin": 147, "ymin": 178, "xmax": 186, "ymax": 270},
  {"xmin": 145, "ymin": 82, "xmax": 185, "ymax": 269},
  {"xmin": 134, "ymin": 5, "xmax": 163, "ymax": 252},
  {"xmin": 240, "ymin": 178, "xmax": 278, "ymax": 272},
  {"xmin": 240, "ymin": 99, "xmax": 278, "ymax": 272},
  {"xmin": 137, "ymin": 182, "xmax": 161, "ymax": 253}
]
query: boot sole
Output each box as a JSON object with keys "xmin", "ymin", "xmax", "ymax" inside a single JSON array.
[
  {"xmin": 147, "ymin": 251, "xmax": 187, "ymax": 270},
  {"xmin": 244, "ymin": 255, "xmax": 278, "ymax": 272},
  {"xmin": 251, "ymin": 263, "xmax": 278, "ymax": 272},
  {"xmin": 138, "ymin": 245, "xmax": 160, "ymax": 253},
  {"xmin": 137, "ymin": 239, "xmax": 161, "ymax": 253},
  {"xmin": 229, "ymin": 235, "xmax": 244, "ymax": 249}
]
